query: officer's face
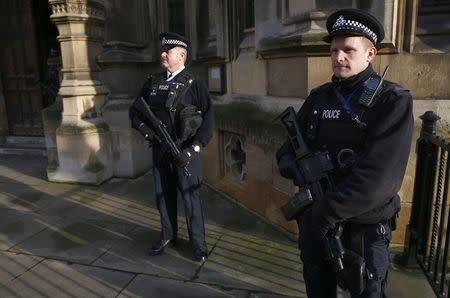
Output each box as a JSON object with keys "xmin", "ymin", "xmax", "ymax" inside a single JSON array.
[
  {"xmin": 160, "ymin": 47, "xmax": 185, "ymax": 73},
  {"xmin": 330, "ymin": 36, "xmax": 377, "ymax": 79}
]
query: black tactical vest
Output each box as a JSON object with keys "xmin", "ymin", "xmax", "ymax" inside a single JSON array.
[
  {"xmin": 143, "ymin": 71, "xmax": 201, "ymax": 144},
  {"xmin": 304, "ymin": 81, "xmax": 402, "ymax": 180},
  {"xmin": 306, "ymin": 86, "xmax": 364, "ymax": 178},
  {"xmin": 143, "ymin": 71, "xmax": 194, "ymax": 137}
]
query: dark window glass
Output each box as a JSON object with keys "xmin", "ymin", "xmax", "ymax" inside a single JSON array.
[
  {"xmin": 421, "ymin": 0, "xmax": 450, "ymax": 7},
  {"xmin": 244, "ymin": 0, "xmax": 254, "ymax": 29},
  {"xmin": 168, "ymin": 0, "xmax": 185, "ymax": 35}
]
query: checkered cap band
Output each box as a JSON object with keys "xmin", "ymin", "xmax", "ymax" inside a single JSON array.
[
  {"xmin": 161, "ymin": 37, "xmax": 187, "ymax": 48},
  {"xmin": 332, "ymin": 15, "xmax": 378, "ymax": 44}
]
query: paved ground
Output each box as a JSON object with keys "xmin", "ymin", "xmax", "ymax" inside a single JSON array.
[{"xmin": 0, "ymin": 155, "xmax": 435, "ymax": 297}]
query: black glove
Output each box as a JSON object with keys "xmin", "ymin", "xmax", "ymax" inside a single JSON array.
[
  {"xmin": 310, "ymin": 205, "xmax": 335, "ymax": 240},
  {"xmin": 175, "ymin": 147, "xmax": 196, "ymax": 168},
  {"xmin": 277, "ymin": 155, "xmax": 305, "ymax": 186},
  {"xmin": 138, "ymin": 123, "xmax": 154, "ymax": 141}
]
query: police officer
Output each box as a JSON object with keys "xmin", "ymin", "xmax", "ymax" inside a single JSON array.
[
  {"xmin": 129, "ymin": 32, "xmax": 213, "ymax": 262},
  {"xmin": 276, "ymin": 9, "xmax": 413, "ymax": 297}
]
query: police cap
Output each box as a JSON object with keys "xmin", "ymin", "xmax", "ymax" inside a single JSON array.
[
  {"xmin": 324, "ymin": 9, "xmax": 384, "ymax": 46},
  {"xmin": 159, "ymin": 32, "xmax": 189, "ymax": 51}
]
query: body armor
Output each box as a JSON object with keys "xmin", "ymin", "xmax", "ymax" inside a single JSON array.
[{"xmin": 143, "ymin": 72, "xmax": 202, "ymax": 144}]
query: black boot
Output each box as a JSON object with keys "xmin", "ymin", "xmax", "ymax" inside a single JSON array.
[
  {"xmin": 193, "ymin": 244, "xmax": 208, "ymax": 262},
  {"xmin": 148, "ymin": 239, "xmax": 177, "ymax": 256}
]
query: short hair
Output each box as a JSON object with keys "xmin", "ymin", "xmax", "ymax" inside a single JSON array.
[
  {"xmin": 360, "ymin": 36, "xmax": 375, "ymax": 50},
  {"xmin": 176, "ymin": 47, "xmax": 188, "ymax": 62}
]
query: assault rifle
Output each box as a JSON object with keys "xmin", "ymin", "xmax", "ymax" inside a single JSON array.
[
  {"xmin": 133, "ymin": 97, "xmax": 190, "ymax": 176},
  {"xmin": 274, "ymin": 107, "xmax": 369, "ymax": 295}
]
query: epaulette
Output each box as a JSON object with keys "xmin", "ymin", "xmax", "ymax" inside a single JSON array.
[
  {"xmin": 379, "ymin": 81, "xmax": 409, "ymax": 97},
  {"xmin": 176, "ymin": 71, "xmax": 195, "ymax": 85}
]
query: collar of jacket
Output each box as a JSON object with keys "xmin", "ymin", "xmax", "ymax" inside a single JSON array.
[{"xmin": 332, "ymin": 64, "xmax": 374, "ymax": 94}]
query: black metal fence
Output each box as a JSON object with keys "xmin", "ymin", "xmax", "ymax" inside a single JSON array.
[{"xmin": 403, "ymin": 111, "xmax": 450, "ymax": 298}]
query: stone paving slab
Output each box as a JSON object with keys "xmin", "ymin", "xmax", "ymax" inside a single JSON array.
[
  {"xmin": 0, "ymin": 259, "xmax": 133, "ymax": 297},
  {"xmin": 387, "ymin": 265, "xmax": 435, "ymax": 298},
  {"xmin": 0, "ymin": 183, "xmax": 56, "ymax": 213},
  {"xmin": 198, "ymin": 232, "xmax": 304, "ymax": 297},
  {"xmin": 95, "ymin": 176, "xmax": 156, "ymax": 204},
  {"xmin": 0, "ymin": 158, "xmax": 48, "ymax": 186},
  {"xmin": 118, "ymin": 274, "xmax": 247, "ymax": 298},
  {"xmin": 35, "ymin": 187, "xmax": 160, "ymax": 230},
  {"xmin": 0, "ymin": 210, "xmax": 50, "ymax": 250},
  {"xmin": 0, "ymin": 251, "xmax": 43, "ymax": 287},
  {"xmin": 9, "ymin": 217, "xmax": 136, "ymax": 264},
  {"xmin": 94, "ymin": 225, "xmax": 222, "ymax": 280}
]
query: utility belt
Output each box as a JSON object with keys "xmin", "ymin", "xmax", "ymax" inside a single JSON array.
[
  {"xmin": 343, "ymin": 217, "xmax": 393, "ymax": 257},
  {"xmin": 335, "ymin": 216, "xmax": 396, "ymax": 295}
]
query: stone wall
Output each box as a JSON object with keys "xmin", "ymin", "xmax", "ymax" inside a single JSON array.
[{"xmin": 203, "ymin": 89, "xmax": 450, "ymax": 247}]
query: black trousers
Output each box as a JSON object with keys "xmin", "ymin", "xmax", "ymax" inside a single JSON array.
[
  {"xmin": 152, "ymin": 144, "xmax": 206, "ymax": 249},
  {"xmin": 298, "ymin": 210, "xmax": 392, "ymax": 298}
]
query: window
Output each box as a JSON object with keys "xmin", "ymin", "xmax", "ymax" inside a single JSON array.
[
  {"xmin": 421, "ymin": 0, "xmax": 450, "ymax": 7},
  {"xmin": 244, "ymin": 0, "xmax": 255, "ymax": 29},
  {"xmin": 168, "ymin": 0, "xmax": 185, "ymax": 35}
]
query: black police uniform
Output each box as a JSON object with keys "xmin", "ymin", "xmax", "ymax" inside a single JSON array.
[
  {"xmin": 129, "ymin": 34, "xmax": 213, "ymax": 260},
  {"xmin": 276, "ymin": 9, "xmax": 414, "ymax": 298}
]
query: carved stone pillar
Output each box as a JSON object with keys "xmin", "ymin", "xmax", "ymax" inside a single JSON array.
[
  {"xmin": 97, "ymin": 0, "xmax": 154, "ymax": 178},
  {"xmin": 47, "ymin": 0, "xmax": 113, "ymax": 184}
]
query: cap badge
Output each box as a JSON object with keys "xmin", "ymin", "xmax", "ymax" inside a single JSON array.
[{"xmin": 333, "ymin": 15, "xmax": 346, "ymax": 29}]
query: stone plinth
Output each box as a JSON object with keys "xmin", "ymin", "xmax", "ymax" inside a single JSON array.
[
  {"xmin": 102, "ymin": 98, "xmax": 152, "ymax": 178},
  {"xmin": 47, "ymin": 0, "xmax": 113, "ymax": 184}
]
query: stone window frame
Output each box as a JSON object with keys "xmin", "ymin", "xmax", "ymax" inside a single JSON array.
[
  {"xmin": 257, "ymin": 1, "xmax": 403, "ymax": 58},
  {"xmin": 104, "ymin": 0, "xmax": 149, "ymax": 49},
  {"xmin": 281, "ymin": 0, "xmax": 328, "ymax": 26},
  {"xmin": 167, "ymin": 0, "xmax": 186, "ymax": 36},
  {"xmin": 226, "ymin": 0, "xmax": 256, "ymax": 61},
  {"xmin": 404, "ymin": 0, "xmax": 450, "ymax": 53}
]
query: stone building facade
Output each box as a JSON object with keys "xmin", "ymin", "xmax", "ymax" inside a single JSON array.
[{"xmin": 0, "ymin": 0, "xmax": 449, "ymax": 247}]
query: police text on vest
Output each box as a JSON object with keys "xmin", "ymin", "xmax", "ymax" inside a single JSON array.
[{"xmin": 322, "ymin": 109, "xmax": 341, "ymax": 119}]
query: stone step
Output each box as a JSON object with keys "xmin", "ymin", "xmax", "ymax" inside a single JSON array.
[
  {"xmin": 5, "ymin": 136, "xmax": 46, "ymax": 147},
  {"xmin": 0, "ymin": 136, "xmax": 47, "ymax": 156},
  {"xmin": 0, "ymin": 146, "xmax": 47, "ymax": 156}
]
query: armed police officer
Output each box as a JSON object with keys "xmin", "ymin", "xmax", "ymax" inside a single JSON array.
[
  {"xmin": 129, "ymin": 32, "xmax": 213, "ymax": 262},
  {"xmin": 276, "ymin": 9, "xmax": 413, "ymax": 297}
]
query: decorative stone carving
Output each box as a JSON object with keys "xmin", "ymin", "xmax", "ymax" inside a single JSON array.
[
  {"xmin": 223, "ymin": 131, "xmax": 247, "ymax": 183},
  {"xmin": 51, "ymin": 1, "xmax": 105, "ymax": 18}
]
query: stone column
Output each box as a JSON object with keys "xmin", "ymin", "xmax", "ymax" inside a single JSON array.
[
  {"xmin": 47, "ymin": 0, "xmax": 113, "ymax": 184},
  {"xmin": 0, "ymin": 72, "xmax": 8, "ymax": 142},
  {"xmin": 97, "ymin": 0, "xmax": 155, "ymax": 178}
]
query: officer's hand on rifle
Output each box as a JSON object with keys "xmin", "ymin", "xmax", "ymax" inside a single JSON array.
[
  {"xmin": 310, "ymin": 205, "xmax": 335, "ymax": 240},
  {"xmin": 277, "ymin": 155, "xmax": 306, "ymax": 186},
  {"xmin": 138, "ymin": 123, "xmax": 155, "ymax": 141},
  {"xmin": 174, "ymin": 143, "xmax": 201, "ymax": 168}
]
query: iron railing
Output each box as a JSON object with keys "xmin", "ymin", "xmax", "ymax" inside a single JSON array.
[{"xmin": 403, "ymin": 111, "xmax": 450, "ymax": 298}]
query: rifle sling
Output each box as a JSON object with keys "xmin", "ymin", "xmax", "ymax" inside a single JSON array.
[{"xmin": 167, "ymin": 77, "xmax": 194, "ymax": 142}]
